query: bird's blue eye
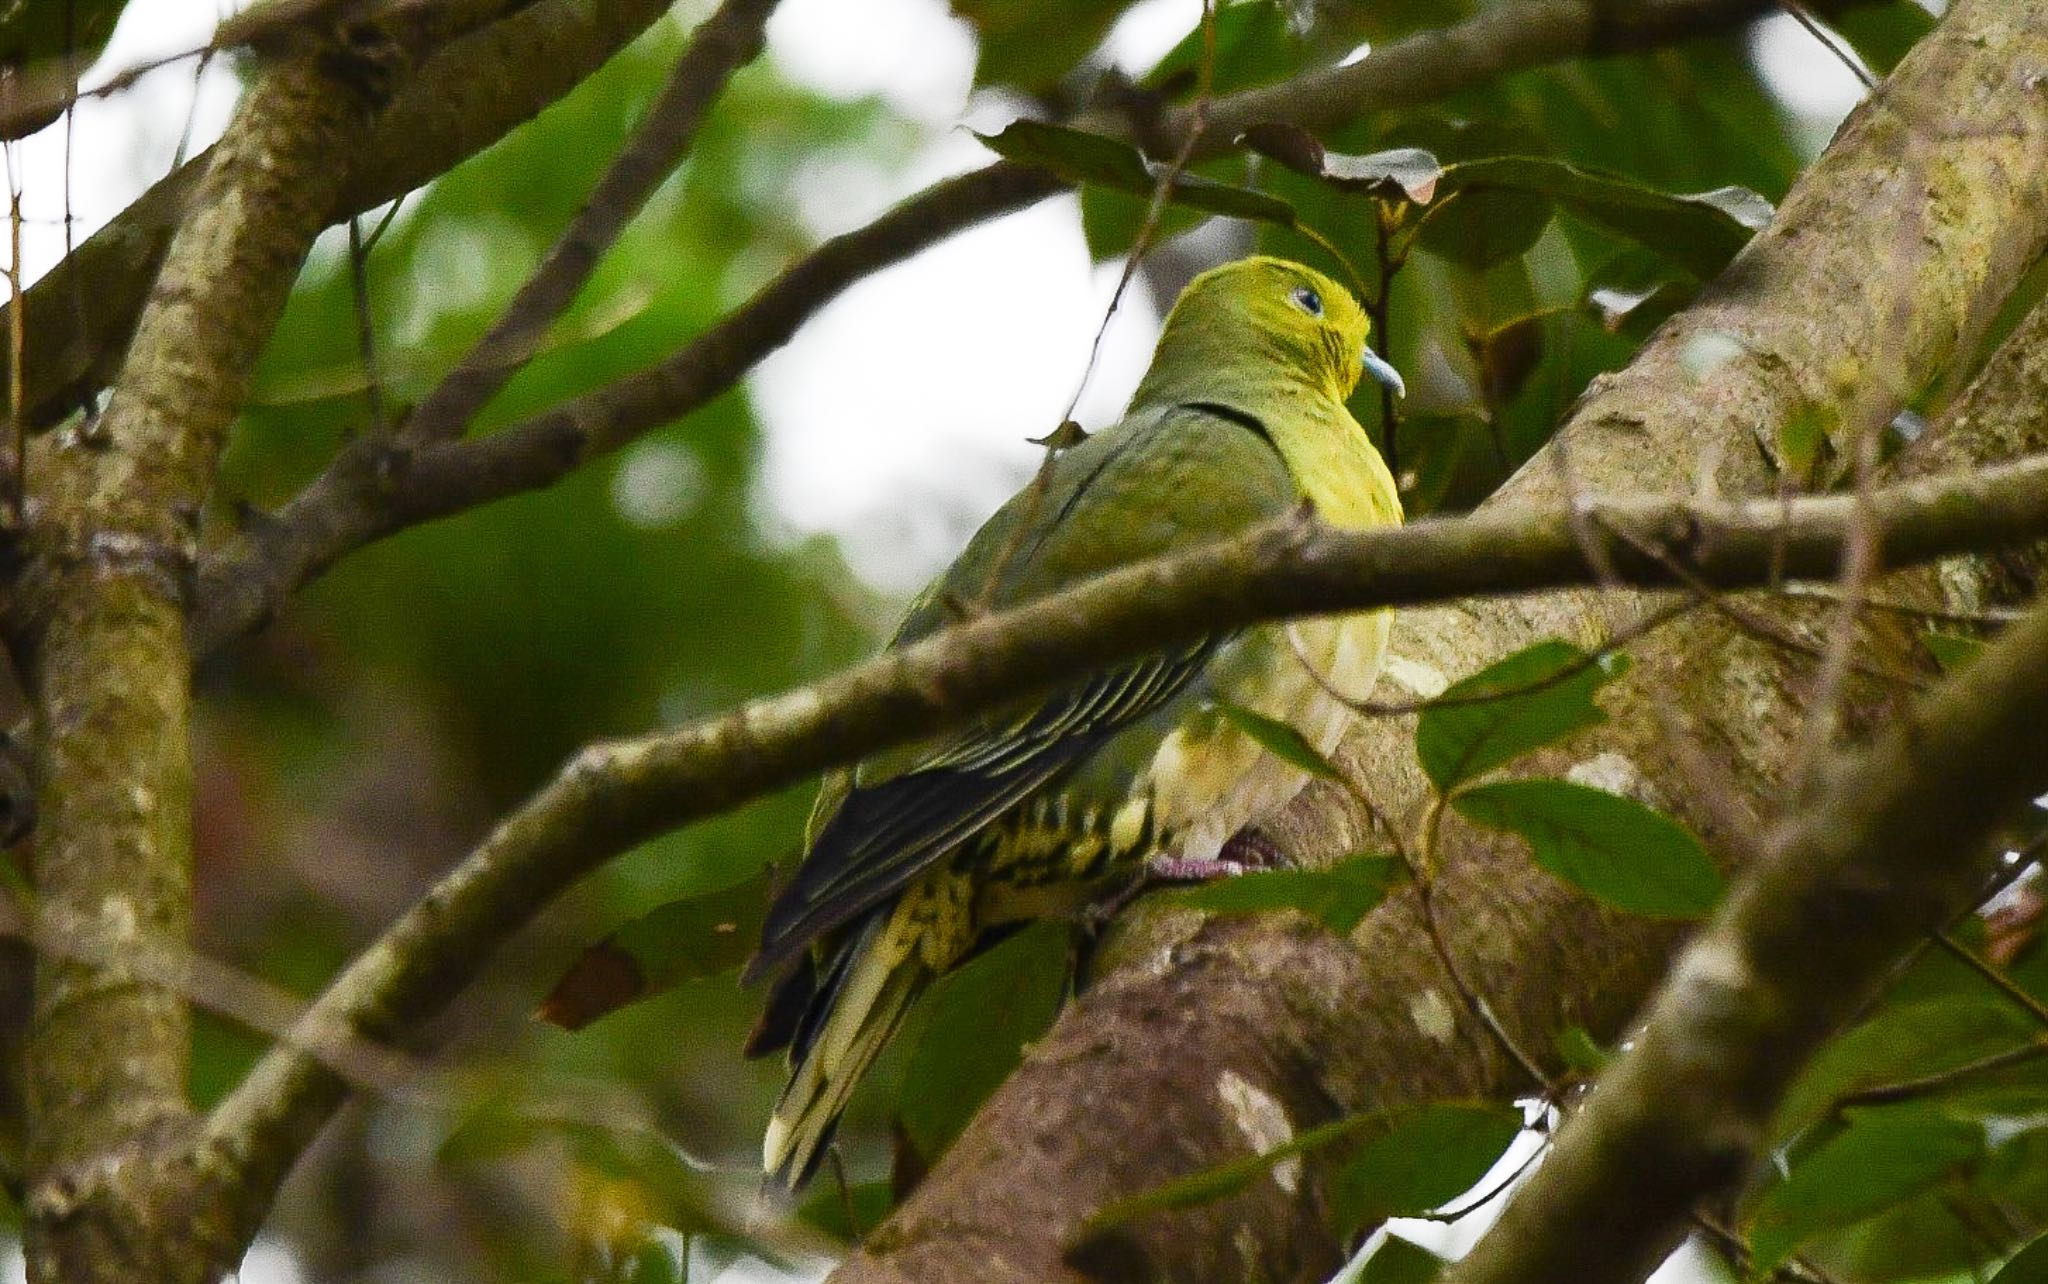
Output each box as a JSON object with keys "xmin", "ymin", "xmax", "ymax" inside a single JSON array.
[{"xmin": 1290, "ymin": 284, "xmax": 1323, "ymax": 317}]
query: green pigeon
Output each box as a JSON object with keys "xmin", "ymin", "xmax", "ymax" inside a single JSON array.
[{"xmin": 745, "ymin": 255, "xmax": 1407, "ymax": 1189}]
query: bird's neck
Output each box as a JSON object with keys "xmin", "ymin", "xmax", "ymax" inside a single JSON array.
[
  {"xmin": 1132, "ymin": 367, "xmax": 1400, "ymax": 532},
  {"xmin": 1132, "ymin": 362, "xmax": 1339, "ymax": 419}
]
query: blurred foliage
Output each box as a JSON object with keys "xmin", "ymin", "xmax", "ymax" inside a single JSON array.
[{"xmin": 34, "ymin": 0, "xmax": 2035, "ymax": 1279}]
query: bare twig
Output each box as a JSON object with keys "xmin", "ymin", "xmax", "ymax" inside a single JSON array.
[
  {"xmin": 345, "ymin": 218, "xmax": 391, "ymax": 436},
  {"xmin": 0, "ymin": 0, "xmax": 544, "ymax": 141},
  {"xmin": 192, "ymin": 161, "xmax": 1065, "ymax": 648},
  {"xmin": 840, "ymin": 4, "xmax": 2048, "ymax": 1265},
  {"xmin": 1064, "ymin": 0, "xmax": 1216, "ymax": 426},
  {"xmin": 6, "ymin": 144, "xmax": 24, "ymax": 516},
  {"xmin": 1845, "ymin": 845, "xmax": 2046, "ymax": 1029},
  {"xmin": 1788, "ymin": 423, "xmax": 1886, "ymax": 795},
  {"xmin": 978, "ymin": 0, "xmax": 1219, "ymax": 607},
  {"xmin": 1596, "ymin": 509, "xmax": 1933, "ymax": 694},
  {"xmin": 1774, "ymin": 585, "xmax": 2023, "ymax": 628},
  {"xmin": 1370, "ymin": 210, "xmax": 1405, "ymax": 482},
  {"xmin": 3, "ymin": 0, "xmax": 684, "ymax": 432},
  {"xmin": 1930, "ymin": 929, "xmax": 2048, "ymax": 1032},
  {"xmin": 1694, "ymin": 1210, "xmax": 1847, "ymax": 1284},
  {"xmin": 0, "ymin": 894, "xmax": 426, "ymax": 1101},
  {"xmin": 1778, "ymin": 0, "xmax": 1879, "ymax": 91},
  {"xmin": 402, "ymin": 0, "xmax": 780, "ymax": 443},
  {"xmin": 11, "ymin": 17, "xmax": 426, "ymax": 1280},
  {"xmin": 1291, "ymin": 599, "xmax": 1699, "ymax": 718},
  {"xmin": 1425, "ymin": 1139, "xmax": 1550, "ymax": 1223},
  {"xmin": 76, "ymin": 0, "xmax": 1830, "ymax": 651},
  {"xmin": 1418, "ymin": 834, "xmax": 1556, "ymax": 1088},
  {"xmin": 1835, "ymin": 1037, "xmax": 2048, "ymax": 1109}
]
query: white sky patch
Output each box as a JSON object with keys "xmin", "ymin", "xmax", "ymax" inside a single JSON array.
[
  {"xmin": 1103, "ymin": 0, "xmax": 1201, "ymax": 74},
  {"xmin": 1748, "ymin": 13, "xmax": 1870, "ymax": 139},
  {"xmin": 748, "ymin": 194, "xmax": 1161, "ymax": 593},
  {"xmin": 6, "ymin": 0, "xmax": 238, "ymax": 284},
  {"xmin": 765, "ymin": 0, "xmax": 976, "ymax": 123}
]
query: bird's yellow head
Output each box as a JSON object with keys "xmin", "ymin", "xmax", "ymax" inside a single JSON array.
[{"xmin": 1140, "ymin": 257, "xmax": 1404, "ymax": 406}]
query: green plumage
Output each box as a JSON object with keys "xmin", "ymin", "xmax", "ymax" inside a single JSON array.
[{"xmin": 748, "ymin": 257, "xmax": 1405, "ymax": 1188}]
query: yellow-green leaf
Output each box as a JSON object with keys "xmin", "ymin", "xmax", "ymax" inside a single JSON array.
[
  {"xmin": 1166, "ymin": 856, "xmax": 1403, "ymax": 933},
  {"xmin": 1416, "ymin": 641, "xmax": 1626, "ymax": 791},
  {"xmin": 898, "ymin": 921, "xmax": 1070, "ymax": 1159},
  {"xmin": 537, "ymin": 870, "xmax": 770, "ymax": 1030},
  {"xmin": 1452, "ymin": 778, "xmax": 1721, "ymax": 918},
  {"xmin": 1216, "ymin": 701, "xmax": 1346, "ymax": 781}
]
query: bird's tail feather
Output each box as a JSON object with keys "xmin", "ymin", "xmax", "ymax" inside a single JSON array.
[{"xmin": 763, "ymin": 919, "xmax": 927, "ymax": 1191}]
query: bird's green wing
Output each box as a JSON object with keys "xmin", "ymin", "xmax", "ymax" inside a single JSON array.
[{"xmin": 751, "ymin": 401, "xmax": 1299, "ymax": 980}]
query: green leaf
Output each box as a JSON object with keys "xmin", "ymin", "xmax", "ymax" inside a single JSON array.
[
  {"xmin": 1216, "ymin": 701, "xmax": 1345, "ymax": 781},
  {"xmin": 1750, "ymin": 1105, "xmax": 1987, "ymax": 1269},
  {"xmin": 1829, "ymin": 1, "xmax": 1936, "ymax": 75},
  {"xmin": 1419, "ymin": 184, "xmax": 1554, "ymax": 270},
  {"xmin": 1415, "ymin": 640, "xmax": 1627, "ymax": 791},
  {"xmin": 1453, "ymin": 779, "xmax": 1722, "ymax": 918},
  {"xmin": 1240, "ymin": 124, "xmax": 1443, "ymax": 203},
  {"xmin": 1838, "ymin": 1119, "xmax": 2048, "ymax": 1280},
  {"xmin": 537, "ymin": 871, "xmax": 770, "ymax": 1030},
  {"xmin": 1924, "ymin": 632, "xmax": 1985, "ymax": 673},
  {"xmin": 1776, "ymin": 996, "xmax": 2039, "ymax": 1139},
  {"xmin": 1143, "ymin": 2, "xmax": 1302, "ymax": 97},
  {"xmin": 1554, "ymin": 1025, "xmax": 1611, "ymax": 1075},
  {"xmin": 977, "ymin": 121, "xmax": 1297, "ymax": 228},
  {"xmin": 1992, "ymin": 1230, "xmax": 2048, "ymax": 1283},
  {"xmin": 797, "ymin": 1178, "xmax": 895, "ymax": 1244},
  {"xmin": 1431, "ymin": 156, "xmax": 1768, "ymax": 280},
  {"xmin": 1331, "ymin": 1102, "xmax": 1524, "ymax": 1235},
  {"xmin": 1357, "ymin": 1235, "xmax": 1447, "ymax": 1284},
  {"xmin": 1166, "ymin": 856, "xmax": 1404, "ymax": 933},
  {"xmin": 898, "ymin": 921, "xmax": 1070, "ymax": 1159},
  {"xmin": 1080, "ymin": 1112, "xmax": 1375, "ymax": 1234}
]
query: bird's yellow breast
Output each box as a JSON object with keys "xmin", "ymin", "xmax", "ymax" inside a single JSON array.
[
  {"xmin": 1286, "ymin": 400, "xmax": 1402, "ymax": 530},
  {"xmin": 1144, "ymin": 396, "xmax": 1400, "ymax": 860}
]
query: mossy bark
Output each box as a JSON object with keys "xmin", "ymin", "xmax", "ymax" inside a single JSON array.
[{"xmin": 7, "ymin": 25, "xmax": 408, "ymax": 1284}]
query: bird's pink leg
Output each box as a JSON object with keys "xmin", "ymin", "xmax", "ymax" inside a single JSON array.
[{"xmin": 1143, "ymin": 856, "xmax": 1247, "ymax": 881}]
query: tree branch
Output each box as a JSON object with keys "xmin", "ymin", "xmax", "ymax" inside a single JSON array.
[
  {"xmin": 402, "ymin": 0, "xmax": 780, "ymax": 444},
  {"xmin": 191, "ymin": 444, "xmax": 2048, "ymax": 1243},
  {"xmin": 185, "ymin": 162, "xmax": 1064, "ymax": 650},
  {"xmin": 1162, "ymin": 0, "xmax": 1843, "ymax": 155},
  {"xmin": 188, "ymin": 0, "xmax": 1820, "ymax": 655},
  {"xmin": 3, "ymin": 0, "xmax": 677, "ymax": 430}
]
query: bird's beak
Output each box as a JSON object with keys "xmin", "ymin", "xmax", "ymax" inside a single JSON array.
[{"xmin": 1361, "ymin": 345, "xmax": 1406, "ymax": 399}]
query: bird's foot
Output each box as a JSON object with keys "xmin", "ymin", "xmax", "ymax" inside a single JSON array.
[
  {"xmin": 1218, "ymin": 827, "xmax": 1289, "ymax": 870},
  {"xmin": 1082, "ymin": 830, "xmax": 1288, "ymax": 929},
  {"xmin": 1079, "ymin": 856, "xmax": 1236, "ymax": 929},
  {"xmin": 1144, "ymin": 856, "xmax": 1247, "ymax": 882}
]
